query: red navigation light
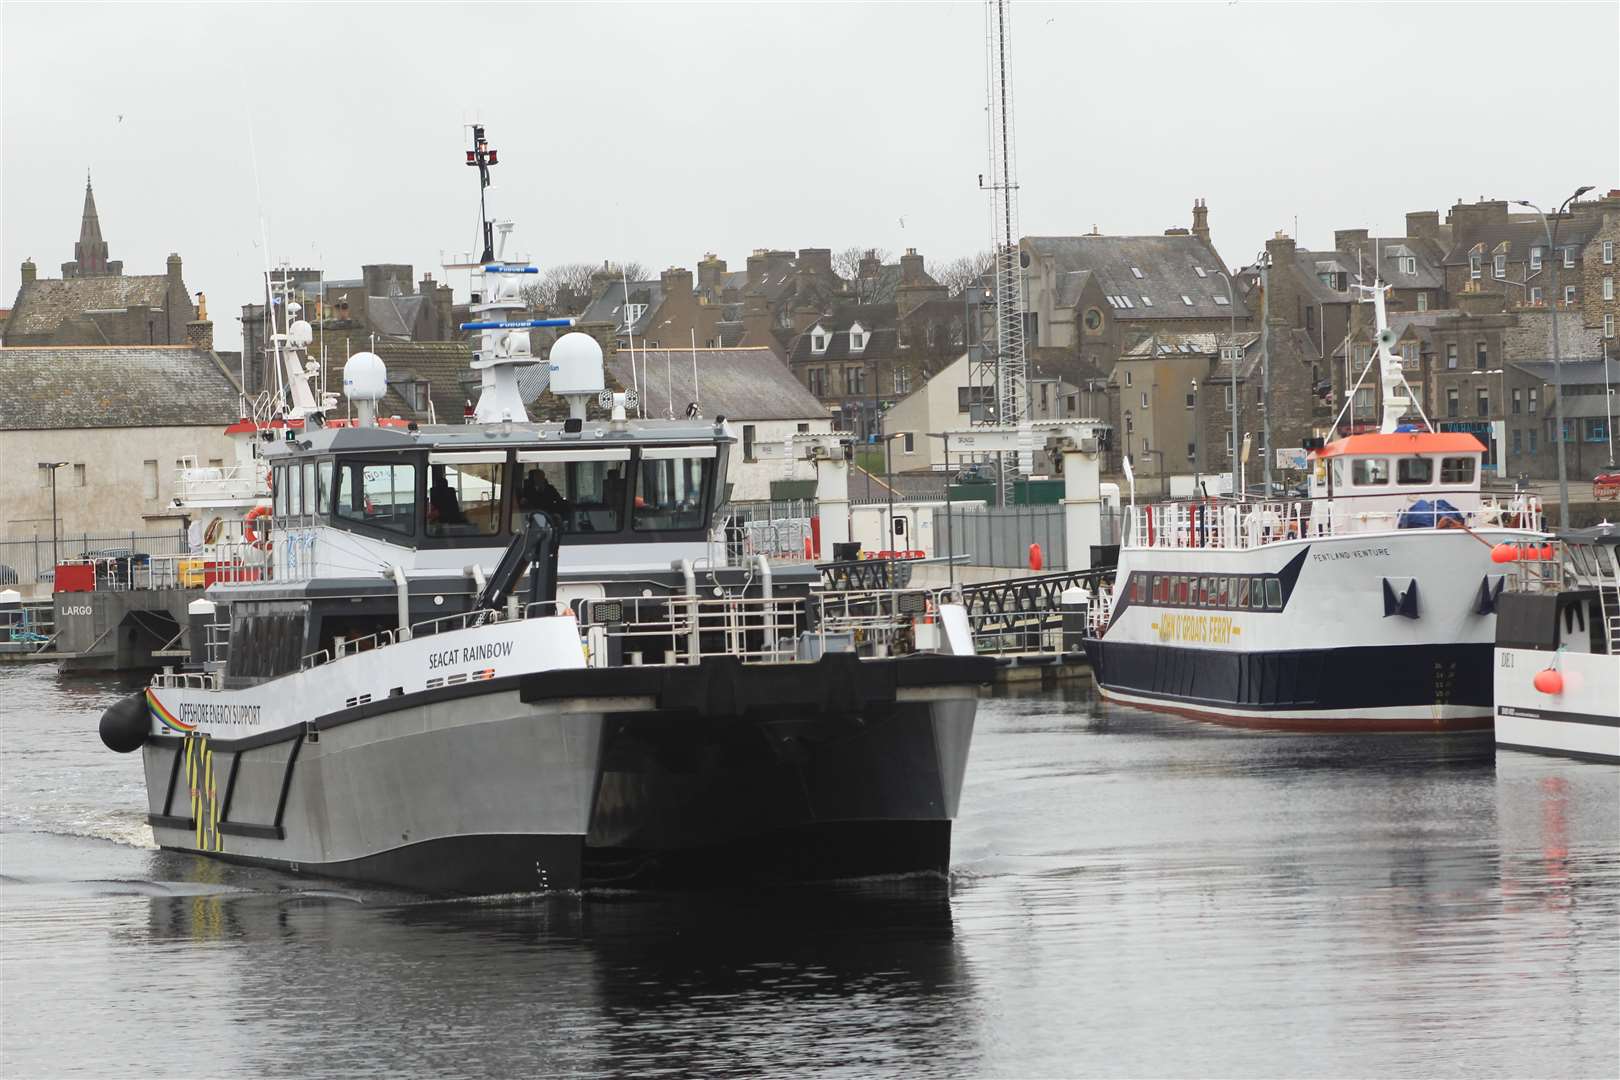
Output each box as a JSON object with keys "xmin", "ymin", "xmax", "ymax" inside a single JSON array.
[
  {"xmin": 487, "ymin": 150, "xmax": 498, "ymax": 164},
  {"xmin": 465, "ymin": 150, "xmax": 476, "ymax": 164}
]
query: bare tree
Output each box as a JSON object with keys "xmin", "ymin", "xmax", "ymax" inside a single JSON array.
[
  {"xmin": 521, "ymin": 260, "xmax": 649, "ymax": 313},
  {"xmin": 933, "ymin": 251, "xmax": 995, "ymax": 296},
  {"xmin": 832, "ymin": 246, "xmax": 894, "ymax": 303}
]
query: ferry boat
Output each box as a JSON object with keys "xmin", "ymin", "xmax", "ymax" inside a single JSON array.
[
  {"xmin": 1084, "ymin": 281, "xmax": 1545, "ymax": 731},
  {"xmin": 95, "ymin": 127, "xmax": 991, "ymax": 894},
  {"xmin": 1493, "ymin": 524, "xmax": 1620, "ymax": 763}
]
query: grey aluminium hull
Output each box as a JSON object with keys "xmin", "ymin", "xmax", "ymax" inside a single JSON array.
[{"xmin": 143, "ymin": 654, "xmax": 992, "ymax": 893}]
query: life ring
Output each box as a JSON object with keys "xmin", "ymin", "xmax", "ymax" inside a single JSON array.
[{"xmin": 243, "ymin": 505, "xmax": 273, "ymax": 549}]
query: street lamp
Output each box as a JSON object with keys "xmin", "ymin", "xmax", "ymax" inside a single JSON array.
[
  {"xmin": 1214, "ymin": 270, "xmax": 1240, "ymax": 497},
  {"xmin": 1514, "ymin": 185, "xmax": 1594, "ymax": 526},
  {"xmin": 36, "ymin": 461, "xmax": 67, "ymax": 575}
]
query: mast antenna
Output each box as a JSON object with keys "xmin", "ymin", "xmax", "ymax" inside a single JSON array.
[
  {"xmin": 978, "ymin": 0, "xmax": 1031, "ymax": 487},
  {"xmin": 466, "ymin": 124, "xmax": 499, "ymax": 264}
]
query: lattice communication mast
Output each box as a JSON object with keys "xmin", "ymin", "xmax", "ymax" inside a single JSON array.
[{"xmin": 981, "ymin": 0, "xmax": 1031, "ymax": 476}]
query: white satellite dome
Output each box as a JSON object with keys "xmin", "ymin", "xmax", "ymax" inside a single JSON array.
[
  {"xmin": 288, "ymin": 319, "xmax": 314, "ymax": 348},
  {"xmin": 343, "ymin": 350, "xmax": 388, "ymax": 401},
  {"xmin": 549, "ymin": 332, "xmax": 605, "ymax": 396}
]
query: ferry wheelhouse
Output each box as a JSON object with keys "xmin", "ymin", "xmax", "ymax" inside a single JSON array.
[
  {"xmin": 1085, "ymin": 281, "xmax": 1545, "ymax": 730},
  {"xmin": 1493, "ymin": 524, "xmax": 1620, "ymax": 763},
  {"xmin": 96, "ymin": 127, "xmax": 991, "ymax": 894}
]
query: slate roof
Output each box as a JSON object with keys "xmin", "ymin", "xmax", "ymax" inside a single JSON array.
[
  {"xmin": 605, "ymin": 347, "xmax": 829, "ymax": 421},
  {"xmin": 580, "ymin": 280, "xmax": 665, "ymax": 335},
  {"xmin": 1370, "ymin": 239, "xmax": 1447, "ymax": 290},
  {"xmin": 1442, "ymin": 217, "xmax": 1598, "ymax": 266},
  {"xmin": 1121, "ymin": 330, "xmax": 1257, "ymax": 359},
  {"xmin": 6, "ymin": 275, "xmax": 176, "ymax": 338},
  {"xmin": 786, "ymin": 325, "xmax": 901, "ymax": 363},
  {"xmin": 1024, "ymin": 235, "xmax": 1250, "ymax": 320},
  {"xmin": 368, "ymin": 294, "xmax": 427, "ymax": 339},
  {"xmin": 0, "ymin": 345, "xmax": 240, "ymax": 430},
  {"xmin": 368, "ymin": 341, "xmax": 478, "ymax": 423}
]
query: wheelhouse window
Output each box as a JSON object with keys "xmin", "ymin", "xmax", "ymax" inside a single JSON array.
[
  {"xmin": 1439, "ymin": 456, "xmax": 1476, "ymax": 484},
  {"xmin": 426, "ymin": 452, "xmax": 507, "ymax": 537},
  {"xmin": 316, "ymin": 461, "xmax": 333, "ymax": 515},
  {"xmin": 634, "ymin": 447, "xmax": 715, "ymax": 531},
  {"xmin": 1397, "ymin": 457, "xmax": 1433, "ymax": 484},
  {"xmin": 286, "ymin": 462, "xmax": 302, "ymax": 515},
  {"xmin": 335, "ymin": 460, "xmax": 417, "ymax": 535},
  {"xmin": 516, "ymin": 449, "xmax": 630, "ymax": 534},
  {"xmin": 1351, "ymin": 457, "xmax": 1390, "ymax": 485}
]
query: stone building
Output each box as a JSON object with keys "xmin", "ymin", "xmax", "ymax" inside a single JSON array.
[
  {"xmin": 0, "ymin": 342, "xmax": 242, "ymax": 544},
  {"xmin": 4, "ymin": 178, "xmax": 196, "ymax": 347},
  {"xmin": 1191, "ymin": 328, "xmax": 1319, "ymax": 490}
]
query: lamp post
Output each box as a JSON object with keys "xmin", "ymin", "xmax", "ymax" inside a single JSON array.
[
  {"xmin": 1215, "ymin": 270, "xmax": 1239, "ymax": 497},
  {"xmin": 1515, "ymin": 185, "xmax": 1594, "ymax": 526},
  {"xmin": 36, "ymin": 461, "xmax": 67, "ymax": 575},
  {"xmin": 1190, "ymin": 377, "xmax": 1201, "ymax": 494}
]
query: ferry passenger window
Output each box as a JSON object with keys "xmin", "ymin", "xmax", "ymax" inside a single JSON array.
[
  {"xmin": 1198, "ymin": 577, "xmax": 1210, "ymax": 606},
  {"xmin": 1397, "ymin": 458, "xmax": 1433, "ymax": 485},
  {"xmin": 1351, "ymin": 458, "xmax": 1390, "ymax": 485},
  {"xmin": 316, "ymin": 462, "xmax": 333, "ymax": 516},
  {"xmin": 427, "ymin": 462, "xmax": 505, "ymax": 537},
  {"xmin": 1264, "ymin": 579, "xmax": 1283, "ymax": 609},
  {"xmin": 1439, "ymin": 457, "xmax": 1475, "ymax": 484},
  {"xmin": 273, "ymin": 466, "xmax": 287, "ymax": 517},
  {"xmin": 1237, "ymin": 577, "xmax": 1250, "ymax": 608},
  {"xmin": 335, "ymin": 461, "xmax": 416, "ymax": 535},
  {"xmin": 287, "ymin": 463, "xmax": 302, "ymax": 516},
  {"xmin": 1177, "ymin": 576, "xmax": 1189, "ymax": 604},
  {"xmin": 1218, "ymin": 577, "xmax": 1230, "ymax": 607},
  {"xmin": 634, "ymin": 455, "xmax": 711, "ymax": 532},
  {"xmin": 518, "ymin": 461, "xmax": 625, "ymax": 533}
]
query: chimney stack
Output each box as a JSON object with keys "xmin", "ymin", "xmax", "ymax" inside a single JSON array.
[
  {"xmin": 1191, "ymin": 198, "xmax": 1211, "ymax": 245},
  {"xmin": 166, "ymin": 253, "xmax": 183, "ymax": 283},
  {"xmin": 1334, "ymin": 229, "xmax": 1370, "ymax": 256},
  {"xmin": 1404, "ymin": 210, "xmax": 1441, "ymax": 241},
  {"xmin": 19, "ymin": 259, "xmax": 35, "ymax": 285},
  {"xmin": 186, "ymin": 292, "xmax": 214, "ymax": 351}
]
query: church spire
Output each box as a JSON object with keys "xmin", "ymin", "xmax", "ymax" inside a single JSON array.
[{"xmin": 72, "ymin": 174, "xmax": 111, "ymax": 276}]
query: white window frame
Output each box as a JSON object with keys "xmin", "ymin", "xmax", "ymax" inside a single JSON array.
[
  {"xmin": 1606, "ymin": 313, "xmax": 1615, "ymax": 339},
  {"xmin": 1213, "ymin": 295, "xmax": 1230, "ymax": 306},
  {"xmin": 1564, "ymin": 285, "xmax": 1577, "ymax": 305},
  {"xmin": 1604, "ymin": 276, "xmax": 1614, "ymax": 301},
  {"xmin": 1530, "ymin": 247, "xmax": 1543, "ymax": 270},
  {"xmin": 1180, "ymin": 294, "xmax": 1194, "ymax": 306},
  {"xmin": 1130, "ymin": 266, "xmax": 1144, "ymax": 279},
  {"xmin": 1417, "ymin": 292, "xmax": 1428, "ymax": 312},
  {"xmin": 1141, "ymin": 391, "xmax": 1150, "ymax": 410},
  {"xmin": 1604, "ymin": 240, "xmax": 1614, "ymax": 264},
  {"xmin": 1401, "ymin": 256, "xmax": 1417, "ymax": 275},
  {"xmin": 1493, "ymin": 253, "xmax": 1506, "ymax": 279},
  {"xmin": 1531, "ymin": 286, "xmax": 1544, "ymax": 305},
  {"xmin": 1563, "ymin": 247, "xmax": 1576, "ymax": 268},
  {"xmin": 1469, "ymin": 252, "xmax": 1482, "ymax": 279},
  {"xmin": 1124, "ymin": 370, "xmax": 1133, "ymax": 387}
]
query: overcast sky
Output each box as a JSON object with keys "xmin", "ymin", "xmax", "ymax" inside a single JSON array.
[{"xmin": 3, "ymin": 1, "xmax": 1616, "ymax": 351}]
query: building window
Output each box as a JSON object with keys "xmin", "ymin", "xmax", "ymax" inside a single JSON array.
[
  {"xmin": 1604, "ymin": 240, "xmax": 1614, "ymax": 264},
  {"xmin": 849, "ymin": 326, "xmax": 867, "ymax": 352},
  {"xmin": 1584, "ymin": 418, "xmax": 1610, "ymax": 444},
  {"xmin": 1604, "ymin": 276, "xmax": 1614, "ymax": 300},
  {"xmin": 1256, "ymin": 384, "xmax": 1263, "ymax": 404},
  {"xmin": 1223, "ymin": 385, "xmax": 1234, "ymax": 408},
  {"xmin": 811, "ymin": 331, "xmax": 827, "ymax": 354},
  {"xmin": 1475, "ymin": 341, "xmax": 1487, "ymax": 369},
  {"xmin": 143, "ymin": 460, "xmax": 159, "ymax": 499},
  {"xmin": 1529, "ymin": 387, "xmax": 1539, "ymax": 415},
  {"xmin": 73, "ymin": 464, "xmax": 86, "ymax": 487},
  {"xmin": 1401, "ymin": 256, "xmax": 1417, "ymax": 275},
  {"xmin": 1141, "ymin": 391, "xmax": 1150, "ymax": 410},
  {"xmin": 621, "ymin": 303, "xmax": 646, "ymax": 330},
  {"xmin": 1493, "ymin": 253, "xmax": 1506, "ymax": 278},
  {"xmin": 1180, "ymin": 294, "xmax": 1194, "ymax": 306},
  {"xmin": 1446, "ymin": 343, "xmax": 1458, "ymax": 369},
  {"xmin": 894, "ymin": 367, "xmax": 911, "ymax": 395},
  {"xmin": 1531, "ymin": 286, "xmax": 1544, "ymax": 305},
  {"xmin": 903, "ymin": 432, "xmax": 915, "ymax": 454},
  {"xmin": 1225, "ymin": 430, "xmax": 1235, "ymax": 455},
  {"xmin": 807, "ymin": 368, "xmax": 826, "ymax": 396},
  {"xmin": 1606, "ymin": 313, "xmax": 1615, "ymax": 338},
  {"xmin": 1529, "ymin": 429, "xmax": 1538, "ymax": 453},
  {"xmin": 1187, "ymin": 442, "xmax": 1197, "ymax": 461},
  {"xmin": 1130, "ymin": 266, "xmax": 1144, "ymax": 279},
  {"xmin": 1083, "ymin": 308, "xmax": 1103, "ymax": 331},
  {"xmin": 1563, "ymin": 247, "xmax": 1575, "ymax": 268},
  {"xmin": 1417, "ymin": 292, "xmax": 1428, "ymax": 312},
  {"xmin": 1446, "ymin": 388, "xmax": 1459, "ymax": 417},
  {"xmin": 1124, "ymin": 370, "xmax": 1132, "ymax": 387},
  {"xmin": 1477, "ymin": 388, "xmax": 1489, "ymax": 416},
  {"xmin": 1564, "ymin": 285, "xmax": 1576, "ymax": 305},
  {"xmin": 1512, "ymin": 429, "xmax": 1522, "ymax": 455},
  {"xmin": 1530, "ymin": 247, "xmax": 1543, "ymax": 270},
  {"xmin": 1185, "ymin": 391, "xmax": 1196, "ymax": 409},
  {"xmin": 1469, "ymin": 252, "xmax": 1482, "ymax": 279},
  {"xmin": 742, "ymin": 424, "xmax": 756, "ymax": 462},
  {"xmin": 1512, "ymin": 388, "xmax": 1522, "ymax": 414}
]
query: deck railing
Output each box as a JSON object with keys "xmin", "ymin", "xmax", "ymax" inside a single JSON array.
[{"xmin": 1127, "ymin": 494, "xmax": 1542, "ymax": 552}]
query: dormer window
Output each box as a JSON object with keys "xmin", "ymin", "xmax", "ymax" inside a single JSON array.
[
  {"xmin": 622, "ymin": 302, "xmax": 647, "ymax": 330},
  {"xmin": 1400, "ymin": 256, "xmax": 1417, "ymax": 275},
  {"xmin": 848, "ymin": 322, "xmax": 867, "ymax": 352},
  {"xmin": 1469, "ymin": 250, "xmax": 1482, "ymax": 279},
  {"xmin": 1493, "ymin": 253, "xmax": 1506, "ymax": 279},
  {"xmin": 1130, "ymin": 267, "xmax": 1144, "ymax": 279},
  {"xmin": 810, "ymin": 325, "xmax": 829, "ymax": 355}
]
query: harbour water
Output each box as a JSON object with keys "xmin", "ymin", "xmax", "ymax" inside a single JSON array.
[{"xmin": 2, "ymin": 665, "xmax": 1616, "ymax": 1078}]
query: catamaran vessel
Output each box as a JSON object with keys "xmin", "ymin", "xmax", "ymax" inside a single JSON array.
[
  {"xmin": 97, "ymin": 126, "xmax": 992, "ymax": 893},
  {"xmin": 1085, "ymin": 279, "xmax": 1546, "ymax": 730},
  {"xmin": 1493, "ymin": 523, "xmax": 1620, "ymax": 763}
]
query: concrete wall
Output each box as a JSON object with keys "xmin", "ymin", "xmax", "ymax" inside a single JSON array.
[{"xmin": 1, "ymin": 425, "xmax": 239, "ymax": 539}]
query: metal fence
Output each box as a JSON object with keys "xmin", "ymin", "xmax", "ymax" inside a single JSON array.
[
  {"xmin": 934, "ymin": 504, "xmax": 1122, "ymax": 570},
  {"xmin": 0, "ymin": 529, "xmax": 189, "ymax": 586}
]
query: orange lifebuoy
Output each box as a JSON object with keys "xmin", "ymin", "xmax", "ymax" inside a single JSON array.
[{"xmin": 243, "ymin": 505, "xmax": 273, "ymax": 549}]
